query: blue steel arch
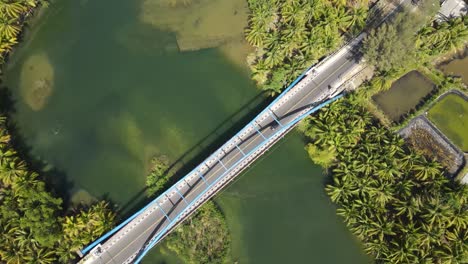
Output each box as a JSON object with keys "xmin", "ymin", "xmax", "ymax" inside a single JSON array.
[
  {"xmin": 132, "ymin": 94, "xmax": 344, "ymax": 264},
  {"xmin": 80, "ymin": 61, "xmax": 317, "ymax": 257}
]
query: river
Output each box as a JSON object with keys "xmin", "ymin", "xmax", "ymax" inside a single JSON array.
[{"xmin": 4, "ymin": 0, "xmax": 369, "ymax": 263}]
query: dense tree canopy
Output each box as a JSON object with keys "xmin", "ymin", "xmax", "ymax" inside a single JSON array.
[
  {"xmin": 362, "ymin": 0, "xmax": 439, "ymax": 72},
  {"xmin": 0, "ymin": 116, "xmax": 116, "ymax": 263},
  {"xmin": 300, "ymin": 97, "xmax": 468, "ymax": 263},
  {"xmin": 416, "ymin": 16, "xmax": 468, "ymax": 58},
  {"xmin": 246, "ymin": 0, "xmax": 370, "ymax": 94},
  {"xmin": 0, "ymin": 0, "xmax": 49, "ymax": 64}
]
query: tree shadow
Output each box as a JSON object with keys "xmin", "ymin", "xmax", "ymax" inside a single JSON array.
[{"xmin": 0, "ymin": 85, "xmax": 75, "ymax": 208}]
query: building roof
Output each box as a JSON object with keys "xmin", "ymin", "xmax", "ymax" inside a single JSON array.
[{"xmin": 438, "ymin": 0, "xmax": 468, "ymax": 19}]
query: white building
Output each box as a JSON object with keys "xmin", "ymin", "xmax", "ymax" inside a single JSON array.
[{"xmin": 437, "ymin": 0, "xmax": 468, "ymax": 21}]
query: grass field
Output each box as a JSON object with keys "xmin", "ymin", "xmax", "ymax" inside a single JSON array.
[{"xmin": 428, "ymin": 93, "xmax": 468, "ymax": 152}]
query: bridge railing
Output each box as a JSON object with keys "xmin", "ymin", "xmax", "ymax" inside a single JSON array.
[
  {"xmin": 132, "ymin": 94, "xmax": 345, "ymax": 264},
  {"xmin": 81, "ymin": 0, "xmax": 400, "ymax": 254},
  {"xmin": 79, "ymin": 54, "xmax": 316, "ymax": 257}
]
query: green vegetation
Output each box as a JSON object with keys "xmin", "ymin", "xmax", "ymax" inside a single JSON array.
[
  {"xmin": 428, "ymin": 93, "xmax": 468, "ymax": 152},
  {"xmin": 245, "ymin": 0, "xmax": 370, "ymax": 94},
  {"xmin": 362, "ymin": 0, "xmax": 439, "ymax": 72},
  {"xmin": 166, "ymin": 201, "xmax": 231, "ymax": 264},
  {"xmin": 358, "ymin": 17, "xmax": 468, "ymax": 127},
  {"xmin": 0, "ymin": 0, "xmax": 48, "ymax": 64},
  {"xmin": 417, "ymin": 17, "xmax": 468, "ymax": 59},
  {"xmin": 0, "ymin": 116, "xmax": 116, "ymax": 263},
  {"xmin": 146, "ymin": 155, "xmax": 172, "ymax": 196},
  {"xmin": 300, "ymin": 97, "xmax": 468, "ymax": 263},
  {"xmin": 359, "ymin": 9, "xmax": 468, "ymax": 126},
  {"xmin": 305, "ymin": 143, "xmax": 336, "ymax": 169},
  {"xmin": 144, "ymin": 157, "xmax": 232, "ymax": 264},
  {"xmin": 246, "ymin": 1, "xmax": 468, "ymax": 262},
  {"xmin": 57, "ymin": 201, "xmax": 116, "ymax": 263}
]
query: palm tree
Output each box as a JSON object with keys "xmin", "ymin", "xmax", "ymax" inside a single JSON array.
[
  {"xmin": 376, "ymin": 162, "xmax": 401, "ymax": 181},
  {"xmin": 0, "ymin": 14, "xmax": 19, "ymax": 39},
  {"xmin": 394, "ymin": 196, "xmax": 421, "ymax": 221},
  {"xmin": 368, "ymin": 184, "xmax": 394, "ymax": 208},
  {"xmin": 325, "ymin": 176, "xmax": 358, "ymax": 204},
  {"xmin": 422, "ymin": 196, "xmax": 451, "ymax": 229},
  {"xmin": 413, "ymin": 159, "xmax": 442, "ymax": 181},
  {"xmin": 387, "ymin": 240, "xmax": 418, "ymax": 263},
  {"xmin": 347, "ymin": 7, "xmax": 367, "ymax": 32},
  {"xmin": 245, "ymin": 27, "xmax": 265, "ymax": 47},
  {"xmin": 0, "ymin": 0, "xmax": 28, "ymax": 18}
]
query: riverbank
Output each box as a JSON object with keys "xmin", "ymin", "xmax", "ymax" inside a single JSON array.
[{"xmin": 0, "ymin": 115, "xmax": 116, "ymax": 263}]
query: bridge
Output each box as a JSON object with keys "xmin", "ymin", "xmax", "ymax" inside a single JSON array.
[
  {"xmin": 79, "ymin": 34, "xmax": 365, "ymax": 264},
  {"xmin": 78, "ymin": 1, "xmax": 415, "ymax": 262}
]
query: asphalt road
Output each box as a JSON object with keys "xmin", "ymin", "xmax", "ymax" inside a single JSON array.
[{"xmin": 81, "ymin": 40, "xmax": 361, "ymax": 264}]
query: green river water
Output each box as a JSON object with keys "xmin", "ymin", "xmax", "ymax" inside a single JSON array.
[{"xmin": 4, "ymin": 0, "xmax": 370, "ymax": 263}]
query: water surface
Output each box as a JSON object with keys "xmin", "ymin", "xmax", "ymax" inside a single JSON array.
[
  {"xmin": 5, "ymin": 0, "xmax": 369, "ymax": 263},
  {"xmin": 373, "ymin": 71, "xmax": 435, "ymax": 121},
  {"xmin": 440, "ymin": 52, "xmax": 468, "ymax": 85}
]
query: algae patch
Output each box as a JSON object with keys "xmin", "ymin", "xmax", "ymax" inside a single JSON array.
[
  {"xmin": 20, "ymin": 52, "xmax": 54, "ymax": 111},
  {"xmin": 70, "ymin": 188, "xmax": 97, "ymax": 206},
  {"xmin": 140, "ymin": 0, "xmax": 248, "ymax": 51},
  {"xmin": 97, "ymin": 112, "xmax": 146, "ymax": 163},
  {"xmin": 115, "ymin": 22, "xmax": 179, "ymax": 54}
]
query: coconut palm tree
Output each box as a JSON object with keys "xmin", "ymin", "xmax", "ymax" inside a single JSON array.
[
  {"xmin": 413, "ymin": 158, "xmax": 442, "ymax": 181},
  {"xmin": 245, "ymin": 27, "xmax": 265, "ymax": 47},
  {"xmin": 0, "ymin": 0, "xmax": 28, "ymax": 18},
  {"xmin": 347, "ymin": 7, "xmax": 367, "ymax": 32}
]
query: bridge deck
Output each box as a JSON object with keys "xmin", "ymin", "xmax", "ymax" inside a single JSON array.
[
  {"xmin": 80, "ymin": 39, "xmax": 361, "ymax": 264},
  {"xmin": 78, "ymin": 1, "xmax": 422, "ymax": 262}
]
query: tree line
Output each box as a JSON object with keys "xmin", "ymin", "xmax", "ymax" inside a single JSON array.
[
  {"xmin": 299, "ymin": 96, "xmax": 467, "ymax": 263},
  {"xmin": 362, "ymin": 0, "xmax": 440, "ymax": 72},
  {"xmin": 246, "ymin": 1, "xmax": 468, "ymax": 262}
]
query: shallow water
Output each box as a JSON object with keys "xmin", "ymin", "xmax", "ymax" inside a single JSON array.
[
  {"xmin": 440, "ymin": 55, "xmax": 468, "ymax": 85},
  {"xmin": 5, "ymin": 0, "xmax": 369, "ymax": 263},
  {"xmin": 373, "ymin": 71, "xmax": 435, "ymax": 121}
]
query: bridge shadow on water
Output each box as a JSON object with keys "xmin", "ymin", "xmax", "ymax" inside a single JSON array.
[{"xmin": 116, "ymin": 90, "xmax": 271, "ymax": 220}]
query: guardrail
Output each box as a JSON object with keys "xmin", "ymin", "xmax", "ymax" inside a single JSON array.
[
  {"xmin": 132, "ymin": 94, "xmax": 344, "ymax": 264},
  {"xmin": 79, "ymin": 50, "xmax": 317, "ymax": 257}
]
